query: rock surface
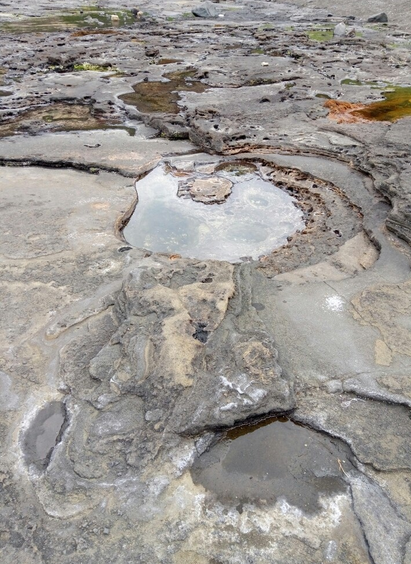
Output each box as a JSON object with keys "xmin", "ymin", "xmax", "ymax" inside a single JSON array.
[
  {"xmin": 192, "ymin": 1, "xmax": 218, "ymax": 18},
  {"xmin": 1, "ymin": 0, "xmax": 411, "ymax": 562},
  {"xmin": 368, "ymin": 12, "xmax": 388, "ymax": 23}
]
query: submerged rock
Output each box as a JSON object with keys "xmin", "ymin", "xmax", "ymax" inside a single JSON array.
[{"xmin": 179, "ymin": 176, "xmax": 233, "ymax": 204}]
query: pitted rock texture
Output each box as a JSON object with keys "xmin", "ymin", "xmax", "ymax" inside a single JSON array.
[{"xmin": 56, "ymin": 257, "xmax": 294, "ymax": 435}]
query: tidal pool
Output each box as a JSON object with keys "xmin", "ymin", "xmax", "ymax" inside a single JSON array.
[
  {"xmin": 22, "ymin": 401, "xmax": 66, "ymax": 471},
  {"xmin": 123, "ymin": 164, "xmax": 304, "ymax": 262},
  {"xmin": 119, "ymin": 70, "xmax": 206, "ymax": 114},
  {"xmin": 191, "ymin": 417, "xmax": 354, "ymax": 513}
]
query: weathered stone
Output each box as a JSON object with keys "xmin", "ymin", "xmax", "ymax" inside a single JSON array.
[
  {"xmin": 333, "ymin": 22, "xmax": 346, "ymax": 36},
  {"xmin": 178, "ymin": 175, "xmax": 232, "ymax": 203},
  {"xmin": 192, "ymin": 1, "xmax": 217, "ymax": 18},
  {"xmin": 367, "ymin": 12, "xmax": 388, "ymax": 23},
  {"xmin": 350, "ymin": 474, "xmax": 411, "ymax": 564},
  {"xmin": 293, "ymin": 391, "xmax": 411, "ymax": 471}
]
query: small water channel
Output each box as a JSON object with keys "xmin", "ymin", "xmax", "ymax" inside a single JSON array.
[{"xmin": 123, "ymin": 162, "xmax": 304, "ymax": 262}]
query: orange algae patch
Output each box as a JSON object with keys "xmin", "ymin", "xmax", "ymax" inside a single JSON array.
[
  {"xmin": 324, "ymin": 100, "xmax": 368, "ymax": 123},
  {"xmin": 325, "ymin": 87, "xmax": 411, "ymax": 123}
]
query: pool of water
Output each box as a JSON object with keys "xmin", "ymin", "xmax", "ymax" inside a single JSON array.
[
  {"xmin": 22, "ymin": 401, "xmax": 66, "ymax": 471},
  {"xmin": 123, "ymin": 164, "xmax": 304, "ymax": 262},
  {"xmin": 119, "ymin": 70, "xmax": 206, "ymax": 114},
  {"xmin": 191, "ymin": 416, "xmax": 354, "ymax": 513},
  {"xmin": 1, "ymin": 8, "xmax": 138, "ymax": 33},
  {"xmin": 353, "ymin": 86, "xmax": 411, "ymax": 122}
]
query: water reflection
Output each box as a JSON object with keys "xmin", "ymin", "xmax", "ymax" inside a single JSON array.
[
  {"xmin": 191, "ymin": 417, "xmax": 354, "ymax": 513},
  {"xmin": 123, "ymin": 164, "xmax": 304, "ymax": 262}
]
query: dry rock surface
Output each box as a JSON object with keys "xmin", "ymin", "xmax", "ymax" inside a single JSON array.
[{"xmin": 1, "ymin": 1, "xmax": 411, "ymax": 563}]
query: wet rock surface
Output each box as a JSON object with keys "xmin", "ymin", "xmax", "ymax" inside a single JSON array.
[{"xmin": 1, "ymin": 0, "xmax": 411, "ymax": 563}]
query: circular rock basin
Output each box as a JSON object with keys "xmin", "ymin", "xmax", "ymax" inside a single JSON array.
[
  {"xmin": 191, "ymin": 417, "xmax": 354, "ymax": 513},
  {"xmin": 123, "ymin": 164, "xmax": 304, "ymax": 262}
]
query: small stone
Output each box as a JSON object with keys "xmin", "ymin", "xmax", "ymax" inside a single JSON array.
[
  {"xmin": 110, "ymin": 14, "xmax": 120, "ymax": 22},
  {"xmin": 145, "ymin": 47, "xmax": 159, "ymax": 58},
  {"xmin": 333, "ymin": 23, "xmax": 347, "ymax": 37},
  {"xmin": 192, "ymin": 1, "xmax": 217, "ymax": 18},
  {"xmin": 367, "ymin": 12, "xmax": 388, "ymax": 23},
  {"xmin": 325, "ymin": 380, "xmax": 343, "ymax": 394},
  {"xmin": 261, "ymin": 61, "xmax": 269, "ymax": 66}
]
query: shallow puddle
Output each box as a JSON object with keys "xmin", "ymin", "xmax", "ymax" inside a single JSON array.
[
  {"xmin": 119, "ymin": 70, "xmax": 206, "ymax": 114},
  {"xmin": 325, "ymin": 86, "xmax": 411, "ymax": 123},
  {"xmin": 191, "ymin": 417, "xmax": 353, "ymax": 513},
  {"xmin": 123, "ymin": 163, "xmax": 304, "ymax": 262},
  {"xmin": 1, "ymin": 8, "xmax": 137, "ymax": 33},
  {"xmin": 0, "ymin": 102, "xmax": 134, "ymax": 137},
  {"xmin": 156, "ymin": 59, "xmax": 183, "ymax": 65},
  {"xmin": 22, "ymin": 401, "xmax": 66, "ymax": 471}
]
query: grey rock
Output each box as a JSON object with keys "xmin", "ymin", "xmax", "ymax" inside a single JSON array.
[
  {"xmin": 367, "ymin": 12, "xmax": 388, "ymax": 23},
  {"xmin": 333, "ymin": 22, "xmax": 347, "ymax": 37},
  {"xmin": 293, "ymin": 392, "xmax": 411, "ymax": 471},
  {"xmin": 192, "ymin": 1, "xmax": 217, "ymax": 18},
  {"xmin": 350, "ymin": 474, "xmax": 411, "ymax": 564}
]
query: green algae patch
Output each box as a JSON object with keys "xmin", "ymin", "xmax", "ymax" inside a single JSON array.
[
  {"xmin": 251, "ymin": 48, "xmax": 265, "ymax": 55},
  {"xmin": 119, "ymin": 70, "xmax": 206, "ymax": 114},
  {"xmin": 73, "ymin": 62, "xmax": 118, "ymax": 72},
  {"xmin": 307, "ymin": 29, "xmax": 333, "ymax": 42},
  {"xmin": 341, "ymin": 79, "xmax": 389, "ymax": 88},
  {"xmin": 353, "ymin": 86, "xmax": 411, "ymax": 122},
  {"xmin": 1, "ymin": 8, "xmax": 137, "ymax": 33}
]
